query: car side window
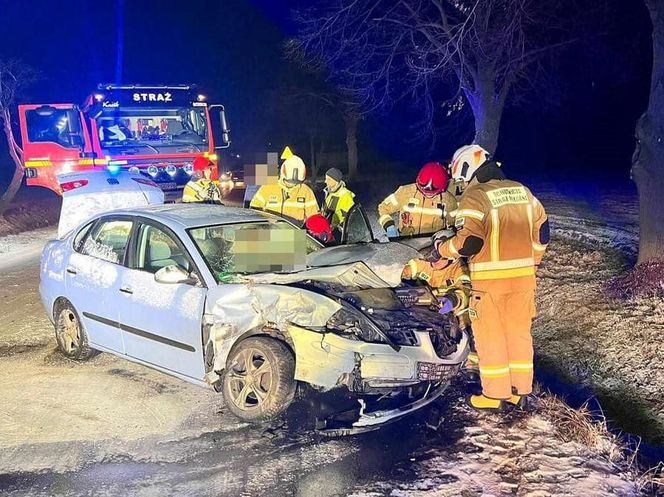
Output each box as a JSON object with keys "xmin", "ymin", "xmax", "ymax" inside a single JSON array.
[
  {"xmin": 79, "ymin": 219, "xmax": 133, "ymax": 264},
  {"xmin": 343, "ymin": 204, "xmax": 374, "ymax": 244},
  {"xmin": 73, "ymin": 221, "xmax": 95, "ymax": 252},
  {"xmin": 135, "ymin": 224, "xmax": 192, "ymax": 274}
]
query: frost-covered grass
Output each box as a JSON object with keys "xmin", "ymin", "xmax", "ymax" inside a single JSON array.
[{"xmin": 606, "ymin": 262, "xmax": 664, "ymax": 300}]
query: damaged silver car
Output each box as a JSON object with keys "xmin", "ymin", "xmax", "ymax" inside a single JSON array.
[{"xmin": 40, "ymin": 203, "xmax": 468, "ymax": 433}]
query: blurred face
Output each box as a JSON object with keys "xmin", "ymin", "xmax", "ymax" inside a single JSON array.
[
  {"xmin": 203, "ymin": 167, "xmax": 213, "ymax": 180},
  {"xmin": 233, "ymin": 225, "xmax": 307, "ymax": 272},
  {"xmin": 324, "ymin": 175, "xmax": 339, "ymax": 190}
]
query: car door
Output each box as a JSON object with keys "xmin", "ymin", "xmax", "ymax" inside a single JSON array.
[
  {"xmin": 65, "ymin": 216, "xmax": 135, "ymax": 353},
  {"xmin": 118, "ymin": 219, "xmax": 207, "ymax": 380},
  {"xmin": 340, "ymin": 203, "xmax": 375, "ymax": 245}
]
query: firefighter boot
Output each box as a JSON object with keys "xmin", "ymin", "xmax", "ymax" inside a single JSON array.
[
  {"xmin": 466, "ymin": 394, "xmax": 505, "ymax": 411},
  {"xmin": 506, "ymin": 394, "xmax": 531, "ymax": 410}
]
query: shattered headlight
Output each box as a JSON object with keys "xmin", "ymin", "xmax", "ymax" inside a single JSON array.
[{"xmin": 326, "ymin": 305, "xmax": 386, "ymax": 343}]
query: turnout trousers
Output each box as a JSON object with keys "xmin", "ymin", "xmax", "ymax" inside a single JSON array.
[{"xmin": 469, "ymin": 281, "xmax": 536, "ymax": 400}]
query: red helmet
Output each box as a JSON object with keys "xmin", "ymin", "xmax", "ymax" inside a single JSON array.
[
  {"xmin": 194, "ymin": 156, "xmax": 213, "ymax": 170},
  {"xmin": 416, "ymin": 161, "xmax": 449, "ymax": 197},
  {"xmin": 305, "ymin": 214, "xmax": 333, "ymax": 244}
]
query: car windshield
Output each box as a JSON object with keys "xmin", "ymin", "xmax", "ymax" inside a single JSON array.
[
  {"xmin": 96, "ymin": 106, "xmax": 208, "ymax": 155},
  {"xmin": 189, "ymin": 220, "xmax": 322, "ymax": 283}
]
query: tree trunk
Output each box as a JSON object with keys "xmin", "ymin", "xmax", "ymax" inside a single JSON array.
[
  {"xmin": 632, "ymin": 0, "xmax": 664, "ymax": 263},
  {"xmin": 344, "ymin": 114, "xmax": 359, "ymax": 180},
  {"xmin": 0, "ymin": 108, "xmax": 24, "ymax": 214},
  {"xmin": 464, "ymin": 66, "xmax": 505, "ymax": 155},
  {"xmin": 308, "ymin": 133, "xmax": 317, "ymax": 180}
]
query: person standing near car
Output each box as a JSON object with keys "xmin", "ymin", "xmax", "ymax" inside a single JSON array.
[
  {"xmin": 377, "ymin": 162, "xmax": 456, "ymax": 239},
  {"xmin": 431, "ymin": 144, "xmax": 549, "ymax": 410},
  {"xmin": 322, "ymin": 167, "xmax": 356, "ymax": 233},
  {"xmin": 182, "ymin": 157, "xmax": 222, "ymax": 204},
  {"xmin": 249, "ymin": 154, "xmax": 319, "ymax": 225}
]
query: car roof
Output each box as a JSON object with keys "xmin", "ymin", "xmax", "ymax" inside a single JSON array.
[{"xmin": 110, "ymin": 203, "xmax": 281, "ymax": 229}]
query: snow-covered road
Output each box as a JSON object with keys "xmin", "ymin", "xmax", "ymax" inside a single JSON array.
[{"xmin": 0, "ymin": 184, "xmax": 649, "ymax": 496}]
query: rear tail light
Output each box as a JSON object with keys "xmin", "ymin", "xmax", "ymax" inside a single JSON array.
[
  {"xmin": 132, "ymin": 178, "xmax": 158, "ymax": 187},
  {"xmin": 60, "ymin": 179, "xmax": 89, "ymax": 192}
]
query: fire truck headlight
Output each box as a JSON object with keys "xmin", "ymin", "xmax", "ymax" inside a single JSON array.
[
  {"xmin": 184, "ymin": 163, "xmax": 194, "ymax": 175},
  {"xmin": 166, "ymin": 164, "xmax": 177, "ymax": 176},
  {"xmin": 128, "ymin": 166, "xmax": 140, "ymax": 174},
  {"xmin": 147, "ymin": 165, "xmax": 159, "ymax": 177},
  {"xmin": 107, "ymin": 165, "xmax": 120, "ymax": 175}
]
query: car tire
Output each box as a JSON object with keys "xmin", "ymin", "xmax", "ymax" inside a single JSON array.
[
  {"xmin": 221, "ymin": 337, "xmax": 296, "ymax": 422},
  {"xmin": 54, "ymin": 301, "xmax": 97, "ymax": 361}
]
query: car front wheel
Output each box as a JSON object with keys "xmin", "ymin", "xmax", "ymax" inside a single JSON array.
[
  {"xmin": 222, "ymin": 337, "xmax": 296, "ymax": 422},
  {"xmin": 54, "ymin": 301, "xmax": 97, "ymax": 361}
]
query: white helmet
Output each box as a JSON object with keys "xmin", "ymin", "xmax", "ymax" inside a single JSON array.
[
  {"xmin": 280, "ymin": 155, "xmax": 307, "ymax": 184},
  {"xmin": 450, "ymin": 144, "xmax": 490, "ymax": 182}
]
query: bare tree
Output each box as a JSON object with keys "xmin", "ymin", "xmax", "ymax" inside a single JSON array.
[
  {"xmin": 0, "ymin": 59, "xmax": 37, "ymax": 212},
  {"xmin": 633, "ymin": 0, "xmax": 664, "ymax": 263},
  {"xmin": 290, "ymin": 0, "xmax": 577, "ymax": 154}
]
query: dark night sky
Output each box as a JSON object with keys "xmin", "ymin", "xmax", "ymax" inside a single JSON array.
[{"xmin": 0, "ymin": 0, "xmax": 653, "ymax": 184}]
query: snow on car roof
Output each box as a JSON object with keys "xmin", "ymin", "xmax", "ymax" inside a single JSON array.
[{"xmin": 111, "ymin": 203, "xmax": 280, "ymax": 229}]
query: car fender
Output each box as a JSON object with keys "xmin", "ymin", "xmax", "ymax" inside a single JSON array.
[{"xmin": 203, "ymin": 283, "xmax": 342, "ymax": 379}]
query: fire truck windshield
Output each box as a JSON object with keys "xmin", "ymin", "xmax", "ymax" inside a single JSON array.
[{"xmin": 96, "ymin": 106, "xmax": 208, "ymax": 155}]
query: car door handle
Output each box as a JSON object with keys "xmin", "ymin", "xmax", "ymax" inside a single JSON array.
[
  {"xmin": 66, "ymin": 267, "xmax": 77, "ymax": 275},
  {"xmin": 119, "ymin": 286, "xmax": 133, "ymax": 295}
]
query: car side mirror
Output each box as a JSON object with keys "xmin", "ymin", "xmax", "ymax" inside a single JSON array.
[{"xmin": 154, "ymin": 265, "xmax": 199, "ymax": 286}]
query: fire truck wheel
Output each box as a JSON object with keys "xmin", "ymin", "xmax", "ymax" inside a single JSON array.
[
  {"xmin": 222, "ymin": 337, "xmax": 296, "ymax": 422},
  {"xmin": 54, "ymin": 300, "xmax": 98, "ymax": 361}
]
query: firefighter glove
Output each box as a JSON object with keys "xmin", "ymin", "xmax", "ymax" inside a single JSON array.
[
  {"xmin": 385, "ymin": 225, "xmax": 399, "ymax": 239},
  {"xmin": 438, "ymin": 296, "xmax": 454, "ymax": 315}
]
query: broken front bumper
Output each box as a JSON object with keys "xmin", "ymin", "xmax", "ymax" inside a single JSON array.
[
  {"xmin": 287, "ymin": 326, "xmax": 469, "ymax": 433},
  {"xmin": 289, "ymin": 326, "xmax": 469, "ymax": 391}
]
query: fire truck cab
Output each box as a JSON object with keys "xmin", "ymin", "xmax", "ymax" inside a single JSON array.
[{"xmin": 18, "ymin": 84, "xmax": 230, "ymax": 194}]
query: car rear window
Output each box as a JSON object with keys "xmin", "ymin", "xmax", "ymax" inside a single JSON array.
[{"xmin": 79, "ymin": 219, "xmax": 133, "ymax": 264}]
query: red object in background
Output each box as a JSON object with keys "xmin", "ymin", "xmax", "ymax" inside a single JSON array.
[
  {"xmin": 305, "ymin": 214, "xmax": 333, "ymax": 244},
  {"xmin": 416, "ymin": 161, "xmax": 449, "ymax": 197}
]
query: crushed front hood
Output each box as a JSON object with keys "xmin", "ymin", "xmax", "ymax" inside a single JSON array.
[
  {"xmin": 248, "ymin": 241, "xmax": 422, "ymax": 288},
  {"xmin": 246, "ymin": 261, "xmax": 391, "ymax": 289}
]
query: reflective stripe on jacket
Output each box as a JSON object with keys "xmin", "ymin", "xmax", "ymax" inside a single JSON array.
[
  {"xmin": 323, "ymin": 182, "xmax": 356, "ymax": 228},
  {"xmin": 249, "ymin": 183, "xmax": 319, "ymax": 223},
  {"xmin": 437, "ymin": 179, "xmax": 548, "ymax": 286},
  {"xmin": 182, "ymin": 179, "xmax": 222, "ymax": 203},
  {"xmin": 377, "ymin": 183, "xmax": 457, "ymax": 236}
]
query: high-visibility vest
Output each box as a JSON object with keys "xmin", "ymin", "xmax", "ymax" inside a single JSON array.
[{"xmin": 249, "ymin": 182, "xmax": 319, "ymax": 223}]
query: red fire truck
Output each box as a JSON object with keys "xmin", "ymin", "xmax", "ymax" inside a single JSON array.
[{"xmin": 17, "ymin": 84, "xmax": 230, "ymax": 194}]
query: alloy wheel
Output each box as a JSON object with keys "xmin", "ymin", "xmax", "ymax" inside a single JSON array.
[{"xmin": 227, "ymin": 348, "xmax": 274, "ymax": 410}]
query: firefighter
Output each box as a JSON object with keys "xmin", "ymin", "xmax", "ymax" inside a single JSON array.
[
  {"xmin": 249, "ymin": 154, "xmax": 319, "ymax": 225},
  {"xmin": 431, "ymin": 144, "xmax": 549, "ymax": 410},
  {"xmin": 400, "ymin": 248, "xmax": 480, "ymax": 379},
  {"xmin": 377, "ymin": 162, "xmax": 456, "ymax": 239},
  {"xmin": 322, "ymin": 167, "xmax": 356, "ymax": 232},
  {"xmin": 182, "ymin": 157, "xmax": 222, "ymax": 203}
]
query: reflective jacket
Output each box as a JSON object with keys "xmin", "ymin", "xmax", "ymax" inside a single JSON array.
[
  {"xmin": 249, "ymin": 182, "xmax": 319, "ymax": 224},
  {"xmin": 182, "ymin": 179, "xmax": 222, "ymax": 203},
  {"xmin": 323, "ymin": 182, "xmax": 356, "ymax": 229},
  {"xmin": 378, "ymin": 183, "xmax": 457, "ymax": 236},
  {"xmin": 437, "ymin": 175, "xmax": 549, "ymax": 291},
  {"xmin": 403, "ymin": 258, "xmax": 471, "ymax": 316}
]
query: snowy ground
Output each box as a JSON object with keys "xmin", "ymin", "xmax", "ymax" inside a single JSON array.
[{"xmin": 0, "ymin": 184, "xmax": 658, "ymax": 496}]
